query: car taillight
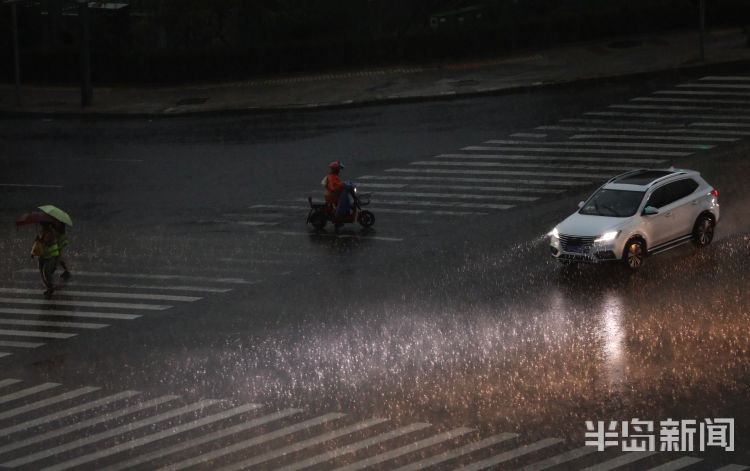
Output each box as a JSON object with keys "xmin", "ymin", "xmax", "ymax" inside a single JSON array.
[{"xmin": 711, "ymin": 189, "xmax": 718, "ymax": 197}]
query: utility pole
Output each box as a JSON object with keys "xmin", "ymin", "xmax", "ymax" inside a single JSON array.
[
  {"xmin": 5, "ymin": 0, "xmax": 21, "ymax": 106},
  {"xmin": 79, "ymin": 0, "xmax": 92, "ymax": 106}
]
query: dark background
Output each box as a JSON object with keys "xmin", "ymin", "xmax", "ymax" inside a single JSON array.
[{"xmin": 1, "ymin": 0, "xmax": 750, "ymax": 84}]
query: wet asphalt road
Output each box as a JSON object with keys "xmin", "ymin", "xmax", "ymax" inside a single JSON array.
[{"xmin": 1, "ymin": 71, "xmax": 749, "ymax": 469}]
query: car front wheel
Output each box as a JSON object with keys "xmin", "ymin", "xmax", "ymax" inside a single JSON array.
[
  {"xmin": 623, "ymin": 239, "xmax": 645, "ymax": 269},
  {"xmin": 693, "ymin": 215, "xmax": 715, "ymax": 247}
]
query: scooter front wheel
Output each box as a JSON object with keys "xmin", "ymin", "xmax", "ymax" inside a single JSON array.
[
  {"xmin": 310, "ymin": 211, "xmax": 327, "ymax": 229},
  {"xmin": 357, "ymin": 210, "xmax": 375, "ymax": 227}
]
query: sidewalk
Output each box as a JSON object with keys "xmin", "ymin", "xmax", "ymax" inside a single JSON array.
[{"xmin": 1, "ymin": 28, "xmax": 749, "ymax": 117}]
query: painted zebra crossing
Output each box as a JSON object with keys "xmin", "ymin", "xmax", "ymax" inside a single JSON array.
[
  {"xmin": 228, "ymin": 74, "xmax": 750, "ymax": 227},
  {"xmin": 0, "ymin": 271, "xmax": 244, "ymax": 360},
  {"xmin": 0, "ymin": 378, "xmax": 746, "ymax": 471}
]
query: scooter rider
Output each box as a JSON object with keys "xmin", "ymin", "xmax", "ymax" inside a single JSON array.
[{"xmin": 324, "ymin": 161, "xmax": 353, "ymax": 221}]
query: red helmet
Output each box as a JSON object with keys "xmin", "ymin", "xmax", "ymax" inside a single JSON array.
[{"xmin": 329, "ymin": 161, "xmax": 344, "ymax": 171}]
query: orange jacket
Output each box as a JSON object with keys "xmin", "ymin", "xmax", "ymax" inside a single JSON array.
[{"xmin": 325, "ymin": 172, "xmax": 345, "ymax": 204}]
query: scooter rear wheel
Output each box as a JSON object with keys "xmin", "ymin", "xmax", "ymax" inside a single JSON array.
[
  {"xmin": 357, "ymin": 210, "xmax": 375, "ymax": 227},
  {"xmin": 310, "ymin": 212, "xmax": 327, "ymax": 229}
]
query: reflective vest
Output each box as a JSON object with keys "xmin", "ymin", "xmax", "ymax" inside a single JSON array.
[
  {"xmin": 42, "ymin": 241, "xmax": 60, "ymax": 259},
  {"xmin": 56, "ymin": 233, "xmax": 68, "ymax": 250}
]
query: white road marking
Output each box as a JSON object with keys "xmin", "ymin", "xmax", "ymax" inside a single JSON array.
[
  {"xmin": 610, "ymin": 103, "xmax": 750, "ymax": 113},
  {"xmin": 238, "ymin": 221, "xmax": 279, "ymax": 226},
  {"xmin": 700, "ymin": 76, "xmax": 750, "ymax": 81},
  {"xmin": 677, "ymin": 83, "xmax": 750, "ymax": 89},
  {"xmin": 0, "ymin": 382, "xmax": 59, "ymax": 405},
  {"xmin": 2, "ymin": 399, "xmax": 216, "ymax": 467},
  {"xmin": 0, "ymin": 353, "xmax": 8, "ymax": 358},
  {"xmin": 691, "ymin": 121, "xmax": 750, "ymax": 128},
  {"xmin": 634, "ymin": 96, "xmax": 750, "ymax": 106},
  {"xmin": 374, "ymin": 190, "xmax": 538, "ymax": 201},
  {"xmin": 412, "ymin": 160, "xmax": 636, "ymax": 172},
  {"xmin": 511, "ymin": 133, "xmax": 547, "ymax": 138},
  {"xmin": 646, "ymin": 456, "xmax": 703, "ymax": 470},
  {"xmin": 0, "ymin": 328, "xmax": 77, "ymax": 339},
  {"xmin": 332, "ymin": 427, "xmax": 474, "ymax": 471},
  {"xmin": 358, "ymin": 174, "xmax": 590, "ymax": 186},
  {"xmin": 0, "ymin": 378, "xmax": 22, "ymax": 389},
  {"xmin": 167, "ymin": 414, "xmax": 372, "ymax": 471},
  {"xmin": 100, "ymin": 408, "xmax": 303, "ymax": 471},
  {"xmin": 0, "ymin": 340, "xmax": 44, "ymax": 348},
  {"xmin": 41, "ymin": 403, "xmax": 262, "ymax": 471},
  {"xmin": 257, "ymin": 230, "xmax": 404, "ymax": 242},
  {"xmin": 0, "ymin": 318, "xmax": 108, "ymax": 329},
  {"xmin": 15, "ymin": 269, "xmax": 255, "ymax": 285},
  {"xmin": 273, "ymin": 422, "xmax": 432, "ymax": 471},
  {"xmin": 251, "ymin": 204, "xmax": 304, "ymax": 210},
  {"xmin": 0, "ymin": 307, "xmax": 140, "ymax": 320},
  {"xmin": 714, "ymin": 465, "xmax": 750, "ymax": 471},
  {"xmin": 453, "ymin": 438, "xmax": 563, "ymax": 471},
  {"xmin": 386, "ymin": 167, "xmax": 608, "ymax": 179},
  {"xmin": 0, "ymin": 183, "xmax": 64, "ymax": 188},
  {"xmin": 0, "ymin": 386, "xmax": 99, "ymax": 421},
  {"xmin": 0, "ymin": 287, "xmax": 200, "ymax": 302},
  {"xmin": 482, "ymin": 138, "xmax": 708, "ymax": 150},
  {"xmin": 465, "ymin": 145, "xmax": 689, "ymax": 157},
  {"xmin": 437, "ymin": 153, "xmax": 668, "ymax": 164},
  {"xmin": 570, "ymin": 133, "xmax": 737, "ymax": 142},
  {"xmin": 0, "ymin": 296, "xmax": 171, "ymax": 310},
  {"xmin": 0, "ymin": 390, "xmax": 140, "ymax": 438},
  {"xmin": 516, "ymin": 446, "xmax": 597, "ymax": 471},
  {"xmin": 362, "ymin": 181, "xmax": 562, "ymax": 193},
  {"xmin": 541, "ymin": 124, "xmax": 750, "ymax": 136},
  {"xmin": 376, "ymin": 199, "xmax": 515, "ymax": 210},
  {"xmin": 586, "ymin": 111, "xmax": 750, "ymax": 120},
  {"xmin": 580, "ymin": 451, "xmax": 657, "ymax": 471},
  {"xmin": 655, "ymin": 89, "xmax": 750, "ymax": 97},
  {"xmin": 390, "ymin": 433, "xmax": 517, "ymax": 471},
  {"xmin": 31, "ymin": 282, "xmax": 232, "ymax": 293}
]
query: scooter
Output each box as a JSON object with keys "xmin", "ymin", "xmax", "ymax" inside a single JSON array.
[{"xmin": 307, "ymin": 183, "xmax": 375, "ymax": 229}]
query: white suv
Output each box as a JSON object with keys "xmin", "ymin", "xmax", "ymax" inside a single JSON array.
[{"xmin": 549, "ymin": 168, "xmax": 719, "ymax": 269}]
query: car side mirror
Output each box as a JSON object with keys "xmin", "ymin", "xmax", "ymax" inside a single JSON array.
[
  {"xmin": 643, "ymin": 206, "xmax": 659, "ymax": 215},
  {"xmin": 577, "ymin": 201, "xmax": 585, "ymax": 209}
]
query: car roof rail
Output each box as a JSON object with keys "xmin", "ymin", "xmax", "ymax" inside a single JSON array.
[
  {"xmin": 650, "ymin": 169, "xmax": 688, "ymax": 186},
  {"xmin": 607, "ymin": 168, "xmax": 649, "ymax": 183}
]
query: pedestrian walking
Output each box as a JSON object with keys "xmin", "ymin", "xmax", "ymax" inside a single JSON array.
[
  {"xmin": 34, "ymin": 221, "xmax": 60, "ymax": 297},
  {"xmin": 53, "ymin": 221, "xmax": 71, "ymax": 280}
]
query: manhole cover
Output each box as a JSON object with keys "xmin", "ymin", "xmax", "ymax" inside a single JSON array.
[{"xmin": 176, "ymin": 97, "xmax": 208, "ymax": 106}]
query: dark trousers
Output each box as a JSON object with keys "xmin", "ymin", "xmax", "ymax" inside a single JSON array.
[{"xmin": 38, "ymin": 256, "xmax": 57, "ymax": 289}]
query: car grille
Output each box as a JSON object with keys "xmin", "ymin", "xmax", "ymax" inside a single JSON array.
[{"xmin": 559, "ymin": 234, "xmax": 595, "ymax": 252}]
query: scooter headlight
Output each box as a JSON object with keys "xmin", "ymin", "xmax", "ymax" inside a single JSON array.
[{"xmin": 595, "ymin": 230, "xmax": 620, "ymax": 242}]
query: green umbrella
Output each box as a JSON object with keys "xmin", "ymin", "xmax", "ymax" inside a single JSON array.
[{"xmin": 38, "ymin": 205, "xmax": 73, "ymax": 227}]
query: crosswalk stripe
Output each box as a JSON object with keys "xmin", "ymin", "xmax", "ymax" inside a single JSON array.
[
  {"xmin": 691, "ymin": 121, "xmax": 750, "ymax": 128},
  {"xmin": 611, "ymin": 103, "xmax": 750, "ymax": 113},
  {"xmin": 516, "ymin": 446, "xmax": 597, "ymax": 471},
  {"xmin": 437, "ymin": 153, "xmax": 668, "ymax": 164},
  {"xmin": 238, "ymin": 221, "xmax": 279, "ymax": 226},
  {"xmin": 569, "ymin": 133, "xmax": 737, "ymax": 142},
  {"xmin": 374, "ymin": 190, "xmax": 538, "ymax": 202},
  {"xmin": 0, "ymin": 386, "xmax": 99, "ymax": 421},
  {"xmin": 0, "ymin": 390, "xmax": 140, "ymax": 438},
  {"xmin": 540, "ymin": 124, "xmax": 750, "ymax": 136},
  {"xmin": 714, "ymin": 465, "xmax": 750, "ymax": 471},
  {"xmin": 453, "ymin": 438, "xmax": 563, "ymax": 471},
  {"xmin": 0, "ymin": 287, "xmax": 200, "ymax": 302},
  {"xmin": 15, "ymin": 269, "xmax": 255, "ymax": 285},
  {"xmin": 0, "ymin": 394, "xmax": 174, "ymax": 457},
  {"xmin": 41, "ymin": 402, "xmax": 262, "ymax": 471},
  {"xmin": 655, "ymin": 90, "xmax": 750, "ymax": 97},
  {"xmin": 257, "ymin": 229, "xmax": 404, "ymax": 242},
  {"xmin": 390, "ymin": 433, "xmax": 517, "ymax": 471},
  {"xmin": 0, "ymin": 382, "xmax": 59, "ymax": 405},
  {"xmin": 586, "ymin": 111, "xmax": 750, "ymax": 121},
  {"xmin": 634, "ymin": 96, "xmax": 750, "ymax": 106},
  {"xmin": 358, "ymin": 174, "xmax": 591, "ymax": 186},
  {"xmin": 482, "ymin": 139, "xmax": 708, "ymax": 150},
  {"xmin": 646, "ymin": 456, "xmax": 702, "ymax": 470},
  {"xmin": 2, "ymin": 399, "xmax": 216, "ymax": 467},
  {"xmin": 160, "ymin": 412, "xmax": 348, "ymax": 471},
  {"xmin": 412, "ymin": 160, "xmax": 636, "ymax": 172},
  {"xmin": 100, "ymin": 408, "xmax": 303, "ymax": 471},
  {"xmin": 362, "ymin": 181, "xmax": 562, "ymax": 193},
  {"xmin": 386, "ymin": 167, "xmax": 607, "ymax": 179},
  {"xmin": 465, "ymin": 145, "xmax": 689, "ymax": 156},
  {"xmin": 251, "ymin": 204, "xmax": 304, "ymax": 210},
  {"xmin": 26, "ymin": 281, "xmax": 232, "ymax": 293},
  {"xmin": 0, "ymin": 318, "xmax": 108, "ymax": 329},
  {"xmin": 0, "ymin": 378, "xmax": 22, "ymax": 389},
  {"xmin": 678, "ymin": 83, "xmax": 750, "ymax": 89},
  {"xmin": 332, "ymin": 427, "xmax": 474, "ymax": 471},
  {"xmin": 0, "ymin": 307, "xmax": 141, "ymax": 320},
  {"xmin": 0, "ymin": 340, "xmax": 44, "ymax": 348},
  {"xmin": 273, "ymin": 422, "xmax": 432, "ymax": 471},
  {"xmin": 0, "ymin": 328, "xmax": 77, "ymax": 339},
  {"xmin": 511, "ymin": 133, "xmax": 547, "ymax": 138},
  {"xmin": 699, "ymin": 76, "xmax": 750, "ymax": 81},
  {"xmin": 0, "ymin": 296, "xmax": 171, "ymax": 311},
  {"xmin": 376, "ymin": 199, "xmax": 515, "ymax": 210},
  {"xmin": 0, "ymin": 353, "xmax": 8, "ymax": 358},
  {"xmin": 580, "ymin": 451, "xmax": 657, "ymax": 471}
]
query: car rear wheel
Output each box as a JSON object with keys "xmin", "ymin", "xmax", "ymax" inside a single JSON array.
[
  {"xmin": 693, "ymin": 215, "xmax": 714, "ymax": 247},
  {"xmin": 623, "ymin": 239, "xmax": 645, "ymax": 269}
]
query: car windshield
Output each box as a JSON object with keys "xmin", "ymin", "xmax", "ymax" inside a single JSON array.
[{"xmin": 579, "ymin": 188, "xmax": 645, "ymax": 217}]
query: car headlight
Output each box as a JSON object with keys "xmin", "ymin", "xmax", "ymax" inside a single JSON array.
[
  {"xmin": 549, "ymin": 227, "xmax": 559, "ymax": 238},
  {"xmin": 595, "ymin": 230, "xmax": 620, "ymax": 242}
]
